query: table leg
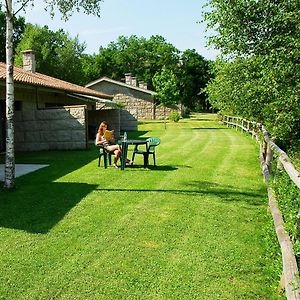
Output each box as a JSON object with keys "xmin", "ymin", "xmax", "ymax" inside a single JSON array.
[
  {"xmin": 143, "ymin": 153, "xmax": 149, "ymax": 168},
  {"xmin": 121, "ymin": 141, "xmax": 128, "ymax": 170}
]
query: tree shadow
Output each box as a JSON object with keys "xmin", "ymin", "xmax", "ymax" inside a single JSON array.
[
  {"xmin": 138, "ymin": 120, "xmax": 165, "ymax": 125},
  {"xmin": 0, "ymin": 148, "xmax": 100, "ymax": 234},
  {"xmin": 181, "ymin": 118, "xmax": 216, "ymax": 122},
  {"xmin": 96, "ymin": 180, "xmax": 265, "ymax": 206},
  {"xmin": 127, "ymin": 165, "xmax": 179, "ymax": 171},
  {"xmin": 0, "ymin": 182, "xmax": 97, "ymax": 234},
  {"xmin": 10, "ymin": 148, "xmax": 98, "ymax": 182},
  {"xmin": 191, "ymin": 127, "xmax": 229, "ymax": 130},
  {"xmin": 184, "ymin": 180, "xmax": 266, "ymax": 206}
]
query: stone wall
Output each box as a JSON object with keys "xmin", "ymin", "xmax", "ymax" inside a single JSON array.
[
  {"xmin": 87, "ymin": 81, "xmax": 154, "ymax": 125},
  {"xmin": 15, "ymin": 105, "xmax": 87, "ymax": 151},
  {"xmin": 114, "ymin": 93, "xmax": 154, "ymax": 120},
  {"xmin": 154, "ymin": 104, "xmax": 184, "ymax": 120}
]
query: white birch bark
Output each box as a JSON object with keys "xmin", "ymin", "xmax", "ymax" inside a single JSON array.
[{"xmin": 4, "ymin": 0, "xmax": 15, "ymax": 189}]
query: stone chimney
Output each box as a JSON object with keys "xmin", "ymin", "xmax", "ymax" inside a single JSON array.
[
  {"xmin": 138, "ymin": 81, "xmax": 148, "ymax": 89},
  {"xmin": 125, "ymin": 73, "xmax": 132, "ymax": 85},
  {"xmin": 131, "ymin": 77, "xmax": 137, "ymax": 87},
  {"xmin": 138, "ymin": 81, "xmax": 144, "ymax": 89},
  {"xmin": 22, "ymin": 50, "xmax": 36, "ymax": 73}
]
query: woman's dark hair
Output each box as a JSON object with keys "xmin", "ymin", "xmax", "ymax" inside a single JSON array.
[
  {"xmin": 98, "ymin": 121, "xmax": 109, "ymax": 134},
  {"xmin": 101, "ymin": 121, "xmax": 108, "ymax": 127}
]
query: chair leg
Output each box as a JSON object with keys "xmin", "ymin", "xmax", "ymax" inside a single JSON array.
[
  {"xmin": 143, "ymin": 153, "xmax": 149, "ymax": 168},
  {"xmin": 153, "ymin": 153, "xmax": 156, "ymax": 166},
  {"xmin": 104, "ymin": 152, "xmax": 108, "ymax": 169},
  {"xmin": 131, "ymin": 152, "xmax": 136, "ymax": 162}
]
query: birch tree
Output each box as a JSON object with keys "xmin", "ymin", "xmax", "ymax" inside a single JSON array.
[{"xmin": 3, "ymin": 0, "xmax": 103, "ymax": 189}]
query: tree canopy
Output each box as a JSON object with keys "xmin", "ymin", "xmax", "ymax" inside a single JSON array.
[
  {"xmin": 153, "ymin": 66, "xmax": 180, "ymax": 107},
  {"xmin": 205, "ymin": 0, "xmax": 300, "ymax": 148},
  {"xmin": 177, "ymin": 49, "xmax": 211, "ymax": 110},
  {"xmin": 14, "ymin": 24, "xmax": 86, "ymax": 84},
  {"xmin": 81, "ymin": 35, "xmax": 211, "ymax": 110},
  {"xmin": 152, "ymin": 66, "xmax": 180, "ymax": 128},
  {"xmin": 0, "ymin": 10, "xmax": 25, "ymax": 62},
  {"xmin": 82, "ymin": 35, "xmax": 180, "ymax": 89}
]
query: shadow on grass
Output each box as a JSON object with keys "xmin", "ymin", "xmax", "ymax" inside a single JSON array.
[
  {"xmin": 185, "ymin": 180, "xmax": 266, "ymax": 205},
  {"xmin": 0, "ymin": 182, "xmax": 97, "ymax": 234},
  {"xmin": 180, "ymin": 118, "xmax": 217, "ymax": 123},
  {"xmin": 127, "ymin": 165, "xmax": 179, "ymax": 171},
  {"xmin": 191, "ymin": 127, "xmax": 229, "ymax": 130},
  {"xmin": 138, "ymin": 120, "xmax": 166, "ymax": 125},
  {"xmin": 0, "ymin": 148, "xmax": 100, "ymax": 234},
  {"xmin": 96, "ymin": 180, "xmax": 265, "ymax": 206}
]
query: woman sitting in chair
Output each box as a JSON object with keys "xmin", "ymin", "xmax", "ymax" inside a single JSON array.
[{"xmin": 96, "ymin": 121, "xmax": 132, "ymax": 169}]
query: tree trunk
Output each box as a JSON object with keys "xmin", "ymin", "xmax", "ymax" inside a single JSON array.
[
  {"xmin": 164, "ymin": 106, "xmax": 166, "ymax": 130},
  {"xmin": 4, "ymin": 0, "xmax": 15, "ymax": 189}
]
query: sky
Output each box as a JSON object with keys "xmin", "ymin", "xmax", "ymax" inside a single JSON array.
[{"xmin": 17, "ymin": 0, "xmax": 220, "ymax": 60}]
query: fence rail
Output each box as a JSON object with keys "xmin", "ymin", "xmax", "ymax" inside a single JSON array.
[{"xmin": 223, "ymin": 115, "xmax": 300, "ymax": 300}]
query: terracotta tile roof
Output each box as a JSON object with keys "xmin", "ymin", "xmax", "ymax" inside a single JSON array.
[{"xmin": 0, "ymin": 62, "xmax": 113, "ymax": 99}]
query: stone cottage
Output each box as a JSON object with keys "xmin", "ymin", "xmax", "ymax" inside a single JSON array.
[
  {"xmin": 86, "ymin": 73, "xmax": 183, "ymax": 131},
  {"xmin": 0, "ymin": 50, "xmax": 119, "ymax": 152}
]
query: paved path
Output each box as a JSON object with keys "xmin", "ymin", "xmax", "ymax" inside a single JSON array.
[{"xmin": 0, "ymin": 164, "xmax": 49, "ymax": 181}]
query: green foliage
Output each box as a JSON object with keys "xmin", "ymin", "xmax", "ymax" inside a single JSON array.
[
  {"xmin": 168, "ymin": 111, "xmax": 180, "ymax": 122},
  {"xmin": 14, "ymin": 24, "xmax": 86, "ymax": 84},
  {"xmin": 273, "ymin": 169, "xmax": 300, "ymax": 262},
  {"xmin": 43, "ymin": 0, "xmax": 103, "ymax": 20},
  {"xmin": 176, "ymin": 49, "xmax": 211, "ymax": 111},
  {"xmin": 82, "ymin": 35, "xmax": 180, "ymax": 88},
  {"xmin": 152, "ymin": 66, "xmax": 180, "ymax": 107},
  {"xmin": 204, "ymin": 0, "xmax": 300, "ymax": 149},
  {"xmin": 0, "ymin": 10, "xmax": 25, "ymax": 62}
]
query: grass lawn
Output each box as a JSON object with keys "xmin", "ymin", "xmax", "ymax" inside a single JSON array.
[{"xmin": 0, "ymin": 113, "xmax": 281, "ymax": 299}]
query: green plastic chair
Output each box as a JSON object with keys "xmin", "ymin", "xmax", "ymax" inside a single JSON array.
[
  {"xmin": 95, "ymin": 133, "xmax": 112, "ymax": 169},
  {"xmin": 98, "ymin": 145, "xmax": 112, "ymax": 168},
  {"xmin": 132, "ymin": 137, "xmax": 160, "ymax": 167}
]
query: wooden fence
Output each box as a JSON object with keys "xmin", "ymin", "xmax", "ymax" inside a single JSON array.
[{"xmin": 223, "ymin": 115, "xmax": 300, "ymax": 300}]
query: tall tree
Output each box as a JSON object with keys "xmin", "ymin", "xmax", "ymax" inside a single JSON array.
[
  {"xmin": 82, "ymin": 35, "xmax": 180, "ymax": 89},
  {"xmin": 3, "ymin": 0, "xmax": 103, "ymax": 189},
  {"xmin": 152, "ymin": 66, "xmax": 180, "ymax": 129},
  {"xmin": 15, "ymin": 24, "xmax": 86, "ymax": 84},
  {"xmin": 204, "ymin": 0, "xmax": 300, "ymax": 148},
  {"xmin": 0, "ymin": 10, "xmax": 25, "ymax": 62},
  {"xmin": 177, "ymin": 49, "xmax": 210, "ymax": 111}
]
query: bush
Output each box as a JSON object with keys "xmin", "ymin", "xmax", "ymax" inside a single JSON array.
[
  {"xmin": 273, "ymin": 169, "xmax": 300, "ymax": 263},
  {"xmin": 169, "ymin": 111, "xmax": 180, "ymax": 122},
  {"xmin": 183, "ymin": 107, "xmax": 191, "ymax": 117}
]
